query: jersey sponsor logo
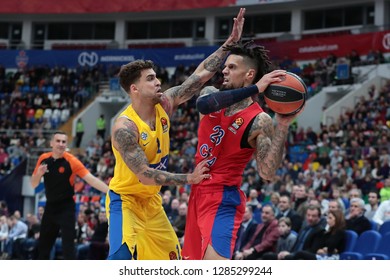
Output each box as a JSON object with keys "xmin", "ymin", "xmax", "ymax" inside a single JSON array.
[
  {"xmin": 140, "ymin": 132, "xmax": 148, "ymax": 140},
  {"xmin": 161, "ymin": 117, "xmax": 168, "ymax": 133},
  {"xmin": 232, "ymin": 117, "xmax": 244, "ymax": 129},
  {"xmin": 229, "ymin": 117, "xmax": 244, "ymax": 134},
  {"xmin": 234, "ymin": 117, "xmax": 244, "ymax": 127},
  {"xmin": 58, "ymin": 166, "xmax": 65, "ymax": 173},
  {"xmin": 169, "ymin": 251, "xmax": 178, "ymax": 260}
]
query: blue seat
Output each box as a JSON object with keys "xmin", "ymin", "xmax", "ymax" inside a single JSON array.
[
  {"xmin": 370, "ymin": 220, "xmax": 379, "ymax": 231},
  {"xmin": 340, "ymin": 230, "xmax": 382, "ymax": 260},
  {"xmin": 21, "ymin": 85, "xmax": 31, "ymax": 93},
  {"xmin": 364, "ymin": 232, "xmax": 390, "ymax": 260},
  {"xmin": 46, "ymin": 85, "xmax": 54, "ymax": 94},
  {"xmin": 252, "ymin": 207, "xmax": 262, "ymax": 224},
  {"xmin": 344, "ymin": 230, "xmax": 358, "ymax": 252},
  {"xmin": 379, "ymin": 220, "xmax": 390, "ymax": 236}
]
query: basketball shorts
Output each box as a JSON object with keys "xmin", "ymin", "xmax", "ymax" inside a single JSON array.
[
  {"xmin": 106, "ymin": 190, "xmax": 181, "ymax": 260},
  {"xmin": 182, "ymin": 185, "xmax": 246, "ymax": 260}
]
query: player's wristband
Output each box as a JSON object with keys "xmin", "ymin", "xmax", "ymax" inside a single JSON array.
[{"xmin": 196, "ymin": 85, "xmax": 259, "ymax": 115}]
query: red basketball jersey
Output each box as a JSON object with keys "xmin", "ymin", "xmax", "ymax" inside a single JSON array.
[{"xmin": 194, "ymin": 102, "xmax": 263, "ymax": 187}]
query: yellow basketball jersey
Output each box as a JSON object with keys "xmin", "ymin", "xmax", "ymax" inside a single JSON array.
[{"xmin": 109, "ymin": 103, "xmax": 170, "ymax": 197}]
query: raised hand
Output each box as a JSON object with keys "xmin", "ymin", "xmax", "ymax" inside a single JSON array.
[
  {"xmin": 228, "ymin": 8, "xmax": 246, "ymax": 43},
  {"xmin": 256, "ymin": 69, "xmax": 287, "ymax": 93}
]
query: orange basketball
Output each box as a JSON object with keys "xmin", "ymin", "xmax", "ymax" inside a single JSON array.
[{"xmin": 263, "ymin": 72, "xmax": 307, "ymax": 116}]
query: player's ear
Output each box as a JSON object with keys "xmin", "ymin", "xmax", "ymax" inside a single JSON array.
[
  {"xmin": 246, "ymin": 69, "xmax": 256, "ymax": 82},
  {"xmin": 130, "ymin": 84, "xmax": 138, "ymax": 93}
]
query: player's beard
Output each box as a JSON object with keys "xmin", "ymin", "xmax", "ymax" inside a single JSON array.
[
  {"xmin": 151, "ymin": 94, "xmax": 163, "ymax": 104},
  {"xmin": 219, "ymin": 84, "xmax": 231, "ymax": 91},
  {"xmin": 220, "ymin": 81, "xmax": 245, "ymax": 91}
]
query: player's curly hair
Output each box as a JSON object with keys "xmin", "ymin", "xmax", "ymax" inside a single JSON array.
[
  {"xmin": 223, "ymin": 40, "xmax": 273, "ymax": 82},
  {"xmin": 118, "ymin": 59, "xmax": 155, "ymax": 93}
]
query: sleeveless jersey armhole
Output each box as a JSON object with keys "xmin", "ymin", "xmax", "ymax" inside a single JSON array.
[{"xmin": 240, "ymin": 116, "xmax": 256, "ymax": 149}]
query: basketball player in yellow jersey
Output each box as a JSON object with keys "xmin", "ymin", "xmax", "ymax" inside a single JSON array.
[{"xmin": 106, "ymin": 8, "xmax": 246, "ymax": 260}]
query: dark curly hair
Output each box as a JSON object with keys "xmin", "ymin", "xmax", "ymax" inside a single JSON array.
[
  {"xmin": 118, "ymin": 60, "xmax": 155, "ymax": 93},
  {"xmin": 223, "ymin": 40, "xmax": 273, "ymax": 82}
]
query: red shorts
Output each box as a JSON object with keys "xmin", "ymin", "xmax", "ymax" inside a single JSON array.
[{"xmin": 181, "ymin": 185, "xmax": 246, "ymax": 259}]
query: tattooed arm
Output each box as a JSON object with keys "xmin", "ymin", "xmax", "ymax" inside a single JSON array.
[
  {"xmin": 161, "ymin": 8, "xmax": 246, "ymax": 116},
  {"xmin": 248, "ymin": 113, "xmax": 290, "ymax": 181},
  {"xmin": 112, "ymin": 117, "xmax": 210, "ymax": 186}
]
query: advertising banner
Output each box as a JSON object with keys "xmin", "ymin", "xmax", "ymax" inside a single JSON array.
[
  {"xmin": 0, "ymin": 47, "xmax": 218, "ymax": 69},
  {"xmin": 1, "ymin": 30, "xmax": 390, "ymax": 69},
  {"xmin": 260, "ymin": 30, "xmax": 390, "ymax": 60},
  {"xmin": 0, "ymin": 0, "xmax": 235, "ymax": 14}
]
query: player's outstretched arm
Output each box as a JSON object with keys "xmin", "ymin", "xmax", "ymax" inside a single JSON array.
[
  {"xmin": 162, "ymin": 8, "xmax": 246, "ymax": 116},
  {"xmin": 196, "ymin": 70, "xmax": 286, "ymax": 115},
  {"xmin": 112, "ymin": 117, "xmax": 210, "ymax": 186}
]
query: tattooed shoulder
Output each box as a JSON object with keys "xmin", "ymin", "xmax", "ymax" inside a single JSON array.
[
  {"xmin": 160, "ymin": 94, "xmax": 173, "ymax": 116},
  {"xmin": 248, "ymin": 112, "xmax": 274, "ymax": 139},
  {"xmin": 113, "ymin": 118, "xmax": 139, "ymax": 148}
]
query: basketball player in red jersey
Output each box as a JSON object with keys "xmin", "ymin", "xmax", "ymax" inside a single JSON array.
[{"xmin": 182, "ymin": 41, "xmax": 302, "ymax": 260}]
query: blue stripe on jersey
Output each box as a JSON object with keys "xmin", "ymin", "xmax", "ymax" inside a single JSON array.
[
  {"xmin": 211, "ymin": 186, "xmax": 241, "ymax": 258},
  {"xmin": 108, "ymin": 190, "xmax": 124, "ymax": 256},
  {"xmin": 149, "ymin": 155, "xmax": 169, "ymax": 171}
]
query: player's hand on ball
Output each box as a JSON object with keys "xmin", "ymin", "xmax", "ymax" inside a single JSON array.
[{"xmin": 256, "ymin": 70, "xmax": 287, "ymax": 93}]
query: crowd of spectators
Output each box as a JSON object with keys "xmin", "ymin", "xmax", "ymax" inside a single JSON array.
[{"xmin": 0, "ymin": 49, "xmax": 389, "ymax": 259}]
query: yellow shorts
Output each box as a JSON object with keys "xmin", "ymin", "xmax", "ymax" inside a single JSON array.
[{"xmin": 106, "ymin": 190, "xmax": 181, "ymax": 260}]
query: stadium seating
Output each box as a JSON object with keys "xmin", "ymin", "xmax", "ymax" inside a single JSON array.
[
  {"xmin": 378, "ymin": 220, "xmax": 390, "ymax": 236},
  {"xmin": 364, "ymin": 232, "xmax": 390, "ymax": 260},
  {"xmin": 51, "ymin": 43, "xmax": 107, "ymax": 50},
  {"xmin": 127, "ymin": 42, "xmax": 185, "ymax": 49},
  {"xmin": 370, "ymin": 220, "xmax": 379, "ymax": 231},
  {"xmin": 344, "ymin": 230, "xmax": 358, "ymax": 252},
  {"xmin": 340, "ymin": 230, "xmax": 382, "ymax": 260}
]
